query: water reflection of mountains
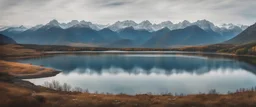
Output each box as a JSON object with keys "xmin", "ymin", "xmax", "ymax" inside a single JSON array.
[{"xmin": 18, "ymin": 54, "xmax": 256, "ymax": 75}]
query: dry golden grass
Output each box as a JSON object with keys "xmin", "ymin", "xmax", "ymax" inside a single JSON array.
[
  {"xmin": 68, "ymin": 43, "xmax": 99, "ymax": 47},
  {"xmin": 0, "ymin": 44, "xmax": 41, "ymax": 58},
  {"xmin": 0, "ymin": 81, "xmax": 256, "ymax": 107},
  {"xmin": 0, "ymin": 60, "xmax": 57, "ymax": 78}
]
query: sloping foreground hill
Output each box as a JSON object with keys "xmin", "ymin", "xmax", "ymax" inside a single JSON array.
[
  {"xmin": 225, "ymin": 23, "xmax": 256, "ymax": 44},
  {"xmin": 0, "ymin": 34, "xmax": 16, "ymax": 44}
]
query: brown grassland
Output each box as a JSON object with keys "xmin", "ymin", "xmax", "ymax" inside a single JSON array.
[
  {"xmin": 0, "ymin": 44, "xmax": 41, "ymax": 58},
  {"xmin": 0, "ymin": 60, "xmax": 59, "ymax": 79},
  {"xmin": 1, "ymin": 76, "xmax": 256, "ymax": 107}
]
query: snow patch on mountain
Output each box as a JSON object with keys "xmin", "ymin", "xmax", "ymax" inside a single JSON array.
[
  {"xmin": 108, "ymin": 20, "xmax": 137, "ymax": 31},
  {"xmin": 5, "ymin": 25, "xmax": 28, "ymax": 32}
]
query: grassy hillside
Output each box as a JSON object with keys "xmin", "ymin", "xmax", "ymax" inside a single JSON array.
[{"xmin": 176, "ymin": 42, "xmax": 256, "ymax": 56}]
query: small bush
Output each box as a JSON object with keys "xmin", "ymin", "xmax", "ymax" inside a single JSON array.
[
  {"xmin": 33, "ymin": 95, "xmax": 46, "ymax": 103},
  {"xmin": 43, "ymin": 80, "xmax": 84, "ymax": 93},
  {"xmin": 73, "ymin": 87, "xmax": 83, "ymax": 92},
  {"xmin": 208, "ymin": 89, "xmax": 218, "ymax": 94},
  {"xmin": 235, "ymin": 48, "xmax": 247, "ymax": 55}
]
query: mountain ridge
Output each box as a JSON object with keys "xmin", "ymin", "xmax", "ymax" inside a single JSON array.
[
  {"xmin": 225, "ymin": 23, "xmax": 256, "ymax": 44},
  {"xmin": 0, "ymin": 34, "xmax": 16, "ymax": 44},
  {"xmin": 0, "ymin": 20, "xmax": 252, "ymax": 48},
  {"xmin": 144, "ymin": 25, "xmax": 222, "ymax": 48}
]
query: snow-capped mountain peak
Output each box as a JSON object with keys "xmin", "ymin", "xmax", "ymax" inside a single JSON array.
[
  {"xmin": 239, "ymin": 25, "xmax": 249, "ymax": 30},
  {"xmin": 5, "ymin": 25, "xmax": 28, "ymax": 32},
  {"xmin": 69, "ymin": 20, "xmax": 79, "ymax": 25},
  {"xmin": 71, "ymin": 23, "xmax": 90, "ymax": 28},
  {"xmin": 139, "ymin": 20, "xmax": 152, "ymax": 26},
  {"xmin": 159, "ymin": 21, "xmax": 173, "ymax": 25},
  {"xmin": 1, "ymin": 19, "xmax": 248, "ymax": 37},
  {"xmin": 152, "ymin": 21, "xmax": 173, "ymax": 31},
  {"xmin": 121, "ymin": 20, "xmax": 137, "ymax": 26},
  {"xmin": 193, "ymin": 19, "xmax": 216, "ymax": 30},
  {"xmin": 80, "ymin": 20, "xmax": 92, "ymax": 25},
  {"xmin": 58, "ymin": 20, "xmax": 79, "ymax": 29},
  {"xmin": 68, "ymin": 20, "xmax": 91, "ymax": 28},
  {"xmin": 173, "ymin": 20, "xmax": 191, "ymax": 29},
  {"xmin": 0, "ymin": 26, "xmax": 9, "ymax": 31},
  {"xmin": 29, "ymin": 24, "xmax": 43, "ymax": 31},
  {"xmin": 219, "ymin": 23, "xmax": 248, "ymax": 30},
  {"xmin": 18, "ymin": 25, "xmax": 27, "ymax": 29},
  {"xmin": 220, "ymin": 23, "xmax": 235, "ymax": 29},
  {"xmin": 40, "ymin": 19, "xmax": 62, "ymax": 30},
  {"xmin": 46, "ymin": 19, "xmax": 60, "ymax": 27},
  {"xmin": 108, "ymin": 20, "xmax": 138, "ymax": 31},
  {"xmin": 181, "ymin": 20, "xmax": 191, "ymax": 25},
  {"xmin": 134, "ymin": 20, "xmax": 154, "ymax": 31}
]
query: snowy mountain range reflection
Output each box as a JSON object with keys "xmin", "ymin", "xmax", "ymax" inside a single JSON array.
[{"xmin": 18, "ymin": 54, "xmax": 256, "ymax": 75}]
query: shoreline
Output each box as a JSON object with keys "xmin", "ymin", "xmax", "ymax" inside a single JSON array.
[
  {"xmin": 42, "ymin": 50, "xmax": 256, "ymax": 57},
  {"xmin": 12, "ymin": 70, "xmax": 61, "ymax": 79},
  {"xmin": 0, "ymin": 60, "xmax": 61, "ymax": 79},
  {"xmin": 3, "ymin": 50, "xmax": 255, "ymax": 60}
]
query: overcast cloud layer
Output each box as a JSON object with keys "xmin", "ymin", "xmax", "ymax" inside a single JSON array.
[{"xmin": 0, "ymin": 0, "xmax": 255, "ymax": 26}]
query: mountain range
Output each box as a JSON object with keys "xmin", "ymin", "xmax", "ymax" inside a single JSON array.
[
  {"xmin": 0, "ymin": 19, "xmax": 252, "ymax": 48},
  {"xmin": 144, "ymin": 25, "xmax": 222, "ymax": 47},
  {"xmin": 1, "ymin": 19, "xmax": 247, "ymax": 35},
  {"xmin": 225, "ymin": 23, "xmax": 256, "ymax": 44}
]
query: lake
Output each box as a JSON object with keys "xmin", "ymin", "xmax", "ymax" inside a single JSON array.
[{"xmin": 18, "ymin": 53, "xmax": 256, "ymax": 95}]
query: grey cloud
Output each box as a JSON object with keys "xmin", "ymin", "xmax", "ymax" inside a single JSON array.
[
  {"xmin": 0, "ymin": 0, "xmax": 255, "ymax": 26},
  {"xmin": 0, "ymin": 0, "xmax": 52, "ymax": 9},
  {"xmin": 101, "ymin": 0, "xmax": 133, "ymax": 7}
]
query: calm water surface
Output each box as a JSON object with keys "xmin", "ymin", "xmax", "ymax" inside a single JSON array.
[{"xmin": 18, "ymin": 53, "xmax": 256, "ymax": 95}]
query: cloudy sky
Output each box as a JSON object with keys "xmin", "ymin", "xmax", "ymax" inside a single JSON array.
[{"xmin": 0, "ymin": 0, "xmax": 255, "ymax": 26}]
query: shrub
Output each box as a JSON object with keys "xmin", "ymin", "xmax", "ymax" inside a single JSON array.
[
  {"xmin": 249, "ymin": 46, "xmax": 256, "ymax": 54},
  {"xmin": 43, "ymin": 80, "xmax": 85, "ymax": 93},
  {"xmin": 33, "ymin": 95, "xmax": 46, "ymax": 103},
  {"xmin": 208, "ymin": 89, "xmax": 218, "ymax": 94},
  {"xmin": 235, "ymin": 48, "xmax": 247, "ymax": 55},
  {"xmin": 73, "ymin": 87, "xmax": 83, "ymax": 92},
  {"xmin": 62, "ymin": 83, "xmax": 71, "ymax": 92}
]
